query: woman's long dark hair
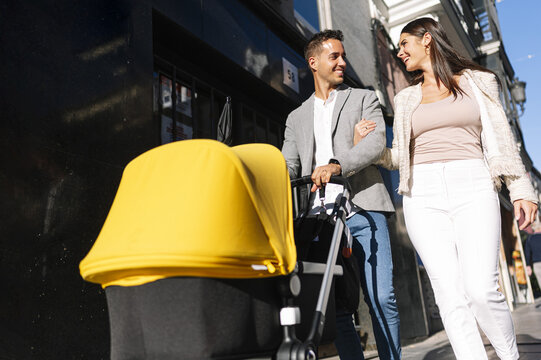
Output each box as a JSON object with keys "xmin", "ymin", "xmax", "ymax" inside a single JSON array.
[{"xmin": 401, "ymin": 17, "xmax": 497, "ymax": 98}]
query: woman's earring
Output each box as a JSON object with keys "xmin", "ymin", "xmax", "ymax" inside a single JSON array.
[{"xmin": 425, "ymin": 46, "xmax": 430, "ymax": 55}]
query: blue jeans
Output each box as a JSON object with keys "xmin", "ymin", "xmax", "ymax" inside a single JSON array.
[{"xmin": 334, "ymin": 210, "xmax": 401, "ymax": 360}]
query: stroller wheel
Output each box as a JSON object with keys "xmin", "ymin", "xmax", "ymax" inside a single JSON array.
[
  {"xmin": 276, "ymin": 340, "xmax": 317, "ymax": 360},
  {"xmin": 305, "ymin": 347, "xmax": 317, "ymax": 360}
]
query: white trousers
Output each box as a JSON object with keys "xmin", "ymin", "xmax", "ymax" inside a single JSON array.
[{"xmin": 403, "ymin": 159, "xmax": 519, "ymax": 360}]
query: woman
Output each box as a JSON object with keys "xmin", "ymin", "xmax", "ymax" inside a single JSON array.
[{"xmin": 355, "ymin": 18, "xmax": 538, "ymax": 360}]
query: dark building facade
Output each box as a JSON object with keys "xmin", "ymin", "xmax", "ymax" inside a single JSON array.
[{"xmin": 1, "ymin": 1, "xmax": 323, "ymax": 358}]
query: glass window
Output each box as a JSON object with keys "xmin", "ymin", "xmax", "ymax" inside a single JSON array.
[
  {"xmin": 153, "ymin": 71, "xmax": 160, "ymax": 113},
  {"xmin": 241, "ymin": 105, "xmax": 255, "ymax": 143},
  {"xmin": 174, "ymin": 77, "xmax": 194, "ymax": 141},
  {"xmin": 154, "ymin": 59, "xmax": 286, "ymax": 148},
  {"xmin": 158, "ymin": 73, "xmax": 195, "ymax": 144},
  {"xmin": 294, "ymin": 0, "xmax": 319, "ymax": 31},
  {"xmin": 160, "ymin": 74, "xmax": 173, "ymax": 117},
  {"xmin": 268, "ymin": 121, "xmax": 280, "ymax": 148},
  {"xmin": 159, "ymin": 74, "xmax": 175, "ymax": 144},
  {"xmin": 256, "ymin": 114, "xmax": 268, "ymax": 143},
  {"xmin": 194, "ymin": 84, "xmax": 212, "ymax": 139}
]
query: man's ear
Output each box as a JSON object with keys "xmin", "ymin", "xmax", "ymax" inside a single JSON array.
[{"xmin": 308, "ymin": 56, "xmax": 318, "ymax": 72}]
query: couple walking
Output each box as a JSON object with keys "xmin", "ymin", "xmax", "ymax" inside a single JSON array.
[{"xmin": 282, "ymin": 18, "xmax": 538, "ymax": 360}]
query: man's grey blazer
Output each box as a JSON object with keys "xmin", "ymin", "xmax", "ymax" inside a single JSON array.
[{"xmin": 282, "ymin": 85, "xmax": 395, "ymax": 213}]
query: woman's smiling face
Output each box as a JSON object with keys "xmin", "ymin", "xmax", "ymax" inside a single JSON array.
[{"xmin": 397, "ymin": 32, "xmax": 430, "ymax": 72}]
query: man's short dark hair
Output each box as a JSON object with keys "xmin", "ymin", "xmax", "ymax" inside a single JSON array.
[{"xmin": 304, "ymin": 29, "xmax": 344, "ymax": 62}]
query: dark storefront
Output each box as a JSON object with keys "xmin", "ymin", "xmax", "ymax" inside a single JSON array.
[{"xmin": 1, "ymin": 1, "xmax": 317, "ymax": 358}]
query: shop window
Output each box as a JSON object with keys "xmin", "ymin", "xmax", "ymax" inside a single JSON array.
[
  {"xmin": 268, "ymin": 121, "xmax": 280, "ymax": 148},
  {"xmin": 158, "ymin": 73, "xmax": 194, "ymax": 143},
  {"xmin": 194, "ymin": 84, "xmax": 212, "ymax": 139},
  {"xmin": 256, "ymin": 114, "xmax": 268, "ymax": 143},
  {"xmin": 241, "ymin": 105, "xmax": 255, "ymax": 143},
  {"xmin": 160, "ymin": 74, "xmax": 173, "ymax": 118},
  {"xmin": 174, "ymin": 79, "xmax": 194, "ymax": 139},
  {"xmin": 154, "ymin": 58, "xmax": 286, "ymax": 148}
]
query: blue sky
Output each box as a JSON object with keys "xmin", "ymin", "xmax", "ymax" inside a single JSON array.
[{"xmin": 496, "ymin": 0, "xmax": 541, "ymax": 169}]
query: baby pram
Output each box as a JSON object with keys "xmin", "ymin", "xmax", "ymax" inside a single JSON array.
[{"xmin": 79, "ymin": 139, "xmax": 356, "ymax": 359}]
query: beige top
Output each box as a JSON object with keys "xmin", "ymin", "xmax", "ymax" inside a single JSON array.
[
  {"xmin": 411, "ymin": 77, "xmax": 483, "ymax": 165},
  {"xmin": 378, "ymin": 69, "xmax": 536, "ymax": 203}
]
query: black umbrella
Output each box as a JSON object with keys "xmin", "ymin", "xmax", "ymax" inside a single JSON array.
[{"xmin": 217, "ymin": 96, "xmax": 233, "ymax": 146}]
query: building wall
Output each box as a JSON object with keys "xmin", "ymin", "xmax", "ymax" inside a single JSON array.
[
  {"xmin": 0, "ymin": 1, "xmax": 310, "ymax": 358},
  {"xmin": 330, "ymin": 0, "xmax": 378, "ymax": 88},
  {"xmin": 1, "ymin": 1, "xmax": 155, "ymax": 358}
]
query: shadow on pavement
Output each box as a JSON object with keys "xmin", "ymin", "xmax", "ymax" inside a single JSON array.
[
  {"xmin": 516, "ymin": 334, "xmax": 541, "ymax": 344},
  {"xmin": 422, "ymin": 344, "xmax": 456, "ymax": 360},
  {"xmin": 421, "ymin": 334, "xmax": 541, "ymax": 360},
  {"xmin": 515, "ymin": 334, "xmax": 541, "ymax": 360}
]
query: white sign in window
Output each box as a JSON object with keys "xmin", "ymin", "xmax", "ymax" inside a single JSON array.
[{"xmin": 282, "ymin": 57, "xmax": 299, "ymax": 94}]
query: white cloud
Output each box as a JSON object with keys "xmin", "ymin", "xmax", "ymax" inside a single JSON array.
[{"xmin": 514, "ymin": 54, "xmax": 536, "ymax": 62}]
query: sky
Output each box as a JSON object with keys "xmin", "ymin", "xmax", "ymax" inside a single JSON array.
[{"xmin": 496, "ymin": 0, "xmax": 541, "ymax": 169}]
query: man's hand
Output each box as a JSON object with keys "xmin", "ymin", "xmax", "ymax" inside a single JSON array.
[
  {"xmin": 514, "ymin": 200, "xmax": 538, "ymax": 230},
  {"xmin": 527, "ymin": 265, "xmax": 532, "ymax": 277},
  {"xmin": 311, "ymin": 163, "xmax": 341, "ymax": 192},
  {"xmin": 354, "ymin": 118, "xmax": 376, "ymax": 146}
]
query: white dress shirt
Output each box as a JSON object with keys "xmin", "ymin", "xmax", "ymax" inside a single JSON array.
[{"xmin": 310, "ymin": 90, "xmax": 344, "ymax": 213}]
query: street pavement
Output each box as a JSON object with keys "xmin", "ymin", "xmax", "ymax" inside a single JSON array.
[{"xmin": 325, "ymin": 297, "xmax": 541, "ymax": 359}]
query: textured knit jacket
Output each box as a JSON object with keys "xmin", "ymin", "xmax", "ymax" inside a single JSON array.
[{"xmin": 378, "ymin": 69, "xmax": 537, "ymax": 203}]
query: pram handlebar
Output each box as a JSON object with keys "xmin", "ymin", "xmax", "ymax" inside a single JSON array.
[{"xmin": 290, "ymin": 175, "xmax": 351, "ymax": 193}]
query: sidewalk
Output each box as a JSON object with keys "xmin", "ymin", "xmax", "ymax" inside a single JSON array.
[{"xmin": 326, "ymin": 298, "xmax": 541, "ymax": 359}]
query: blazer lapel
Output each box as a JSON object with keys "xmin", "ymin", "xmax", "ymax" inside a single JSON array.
[
  {"xmin": 301, "ymin": 95, "xmax": 315, "ymax": 174},
  {"xmin": 331, "ymin": 86, "xmax": 351, "ymax": 136}
]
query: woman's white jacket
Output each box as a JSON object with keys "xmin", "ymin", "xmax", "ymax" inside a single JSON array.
[{"xmin": 379, "ymin": 69, "xmax": 537, "ymax": 203}]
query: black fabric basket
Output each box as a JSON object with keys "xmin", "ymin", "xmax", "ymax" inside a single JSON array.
[
  {"xmin": 106, "ymin": 277, "xmax": 282, "ymax": 360},
  {"xmin": 105, "ymin": 274, "xmax": 337, "ymax": 359}
]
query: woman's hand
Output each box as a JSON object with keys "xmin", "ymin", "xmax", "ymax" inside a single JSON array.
[
  {"xmin": 513, "ymin": 200, "xmax": 538, "ymax": 230},
  {"xmin": 354, "ymin": 118, "xmax": 376, "ymax": 145}
]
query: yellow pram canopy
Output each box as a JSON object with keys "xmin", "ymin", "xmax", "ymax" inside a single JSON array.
[{"xmin": 79, "ymin": 140, "xmax": 296, "ymax": 288}]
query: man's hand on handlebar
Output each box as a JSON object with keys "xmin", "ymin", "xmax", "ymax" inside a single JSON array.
[{"xmin": 311, "ymin": 163, "xmax": 342, "ymax": 193}]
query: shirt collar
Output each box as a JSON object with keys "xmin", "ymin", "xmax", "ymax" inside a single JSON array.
[{"xmin": 314, "ymin": 89, "xmax": 338, "ymax": 106}]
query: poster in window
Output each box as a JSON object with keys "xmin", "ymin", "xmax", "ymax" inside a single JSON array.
[
  {"xmin": 161, "ymin": 76, "xmax": 172, "ymax": 109},
  {"xmin": 161, "ymin": 115, "xmax": 193, "ymax": 144},
  {"xmin": 175, "ymin": 83, "xmax": 192, "ymax": 117}
]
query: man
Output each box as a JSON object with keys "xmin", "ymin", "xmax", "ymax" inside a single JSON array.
[{"xmin": 281, "ymin": 30, "xmax": 401, "ymax": 359}]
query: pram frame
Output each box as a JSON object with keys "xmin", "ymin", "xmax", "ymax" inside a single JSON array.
[{"xmin": 276, "ymin": 176, "xmax": 352, "ymax": 360}]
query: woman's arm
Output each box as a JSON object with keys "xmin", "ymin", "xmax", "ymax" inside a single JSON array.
[
  {"xmin": 353, "ymin": 119, "xmax": 399, "ymax": 170},
  {"xmin": 353, "ymin": 118, "xmax": 376, "ymax": 145},
  {"xmin": 481, "ymin": 72, "xmax": 539, "ymax": 229}
]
